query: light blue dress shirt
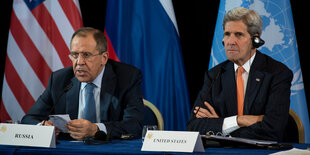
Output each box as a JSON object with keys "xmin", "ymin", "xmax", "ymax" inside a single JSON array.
[{"xmin": 78, "ymin": 66, "xmax": 107, "ymax": 133}]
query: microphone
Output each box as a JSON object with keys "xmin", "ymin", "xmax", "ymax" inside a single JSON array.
[
  {"xmin": 42, "ymin": 83, "xmax": 73, "ymax": 125},
  {"xmin": 83, "ymin": 131, "xmax": 110, "ymax": 145},
  {"xmin": 195, "ymin": 64, "xmax": 223, "ymax": 116}
]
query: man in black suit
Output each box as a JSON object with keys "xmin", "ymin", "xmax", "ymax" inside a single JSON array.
[
  {"xmin": 187, "ymin": 7, "xmax": 293, "ymax": 142},
  {"xmin": 22, "ymin": 27, "xmax": 144, "ymax": 140}
]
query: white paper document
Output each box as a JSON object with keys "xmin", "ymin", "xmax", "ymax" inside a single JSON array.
[
  {"xmin": 49, "ymin": 114, "xmax": 71, "ymax": 133},
  {"xmin": 270, "ymin": 148, "xmax": 310, "ymax": 155}
]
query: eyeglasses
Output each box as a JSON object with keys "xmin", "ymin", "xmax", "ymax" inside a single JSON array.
[{"xmin": 69, "ymin": 51, "xmax": 102, "ymax": 61}]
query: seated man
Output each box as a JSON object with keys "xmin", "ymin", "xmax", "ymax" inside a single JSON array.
[
  {"xmin": 187, "ymin": 7, "xmax": 293, "ymax": 142},
  {"xmin": 22, "ymin": 27, "xmax": 144, "ymax": 140}
]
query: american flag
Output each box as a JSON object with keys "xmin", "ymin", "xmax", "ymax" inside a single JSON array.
[{"xmin": 0, "ymin": 0, "xmax": 83, "ymax": 122}]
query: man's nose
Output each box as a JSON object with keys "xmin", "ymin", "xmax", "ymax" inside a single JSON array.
[
  {"xmin": 76, "ymin": 54, "xmax": 86, "ymax": 64},
  {"xmin": 227, "ymin": 35, "xmax": 237, "ymax": 45}
]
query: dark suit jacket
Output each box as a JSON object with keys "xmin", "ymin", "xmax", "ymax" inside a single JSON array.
[
  {"xmin": 187, "ymin": 51, "xmax": 293, "ymax": 142},
  {"xmin": 21, "ymin": 59, "xmax": 144, "ymax": 139}
]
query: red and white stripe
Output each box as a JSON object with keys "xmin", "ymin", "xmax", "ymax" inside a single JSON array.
[{"xmin": 0, "ymin": 0, "xmax": 83, "ymax": 122}]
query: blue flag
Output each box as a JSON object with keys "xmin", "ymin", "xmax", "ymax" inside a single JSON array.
[
  {"xmin": 104, "ymin": 0, "xmax": 190, "ymax": 131},
  {"xmin": 210, "ymin": 0, "xmax": 310, "ymax": 143}
]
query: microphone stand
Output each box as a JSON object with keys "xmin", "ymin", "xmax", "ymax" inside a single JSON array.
[
  {"xmin": 42, "ymin": 83, "xmax": 73, "ymax": 125},
  {"xmin": 195, "ymin": 65, "xmax": 223, "ymax": 116}
]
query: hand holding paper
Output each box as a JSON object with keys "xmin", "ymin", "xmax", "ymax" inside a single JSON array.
[
  {"xmin": 66, "ymin": 119, "xmax": 99, "ymax": 139},
  {"xmin": 48, "ymin": 114, "xmax": 71, "ymax": 133}
]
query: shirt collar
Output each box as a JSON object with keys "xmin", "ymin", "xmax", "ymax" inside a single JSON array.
[
  {"xmin": 234, "ymin": 52, "xmax": 256, "ymax": 73},
  {"xmin": 81, "ymin": 66, "xmax": 105, "ymax": 89}
]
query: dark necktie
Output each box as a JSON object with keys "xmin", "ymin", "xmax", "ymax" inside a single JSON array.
[{"xmin": 84, "ymin": 83, "xmax": 96, "ymax": 123}]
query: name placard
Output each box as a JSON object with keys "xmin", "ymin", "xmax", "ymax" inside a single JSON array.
[
  {"xmin": 141, "ymin": 130, "xmax": 204, "ymax": 152},
  {"xmin": 0, "ymin": 123, "xmax": 55, "ymax": 148}
]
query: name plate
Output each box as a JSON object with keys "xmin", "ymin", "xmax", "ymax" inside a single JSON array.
[
  {"xmin": 0, "ymin": 123, "xmax": 56, "ymax": 148},
  {"xmin": 141, "ymin": 130, "xmax": 204, "ymax": 152}
]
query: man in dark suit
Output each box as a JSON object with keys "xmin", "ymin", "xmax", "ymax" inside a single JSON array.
[
  {"xmin": 21, "ymin": 27, "xmax": 144, "ymax": 140},
  {"xmin": 187, "ymin": 7, "xmax": 293, "ymax": 142}
]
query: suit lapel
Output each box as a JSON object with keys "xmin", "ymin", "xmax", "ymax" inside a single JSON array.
[
  {"xmin": 99, "ymin": 62, "xmax": 117, "ymax": 122},
  {"xmin": 244, "ymin": 71, "xmax": 264, "ymax": 115},
  {"xmin": 66, "ymin": 77, "xmax": 80, "ymax": 119},
  {"xmin": 222, "ymin": 62, "xmax": 238, "ymax": 115},
  {"xmin": 243, "ymin": 51, "xmax": 266, "ymax": 115}
]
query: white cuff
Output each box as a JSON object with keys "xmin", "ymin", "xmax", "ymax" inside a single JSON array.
[
  {"xmin": 222, "ymin": 115, "xmax": 239, "ymax": 136},
  {"xmin": 96, "ymin": 123, "xmax": 107, "ymax": 133}
]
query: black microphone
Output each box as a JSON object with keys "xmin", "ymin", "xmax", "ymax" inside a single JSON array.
[
  {"xmin": 83, "ymin": 131, "xmax": 111, "ymax": 145},
  {"xmin": 42, "ymin": 83, "xmax": 73, "ymax": 125},
  {"xmin": 195, "ymin": 64, "xmax": 223, "ymax": 116}
]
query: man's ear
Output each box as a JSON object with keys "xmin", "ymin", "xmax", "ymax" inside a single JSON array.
[{"xmin": 101, "ymin": 51, "xmax": 109, "ymax": 65}]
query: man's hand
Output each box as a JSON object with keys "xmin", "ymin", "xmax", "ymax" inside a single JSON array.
[
  {"xmin": 41, "ymin": 120, "xmax": 60, "ymax": 137},
  {"xmin": 194, "ymin": 101, "xmax": 219, "ymax": 118},
  {"xmin": 237, "ymin": 115, "xmax": 264, "ymax": 127},
  {"xmin": 66, "ymin": 119, "xmax": 99, "ymax": 140}
]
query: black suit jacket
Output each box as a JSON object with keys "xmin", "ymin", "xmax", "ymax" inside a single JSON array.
[
  {"xmin": 187, "ymin": 51, "xmax": 293, "ymax": 142},
  {"xmin": 21, "ymin": 59, "xmax": 144, "ymax": 139}
]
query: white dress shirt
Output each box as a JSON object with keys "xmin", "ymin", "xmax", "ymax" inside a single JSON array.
[
  {"xmin": 222, "ymin": 52, "xmax": 256, "ymax": 136},
  {"xmin": 78, "ymin": 66, "xmax": 107, "ymax": 133}
]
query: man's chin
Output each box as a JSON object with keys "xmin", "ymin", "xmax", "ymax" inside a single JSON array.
[{"xmin": 76, "ymin": 76, "xmax": 91, "ymax": 83}]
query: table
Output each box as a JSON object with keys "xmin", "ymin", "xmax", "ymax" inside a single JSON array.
[{"xmin": 0, "ymin": 139, "xmax": 309, "ymax": 155}]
